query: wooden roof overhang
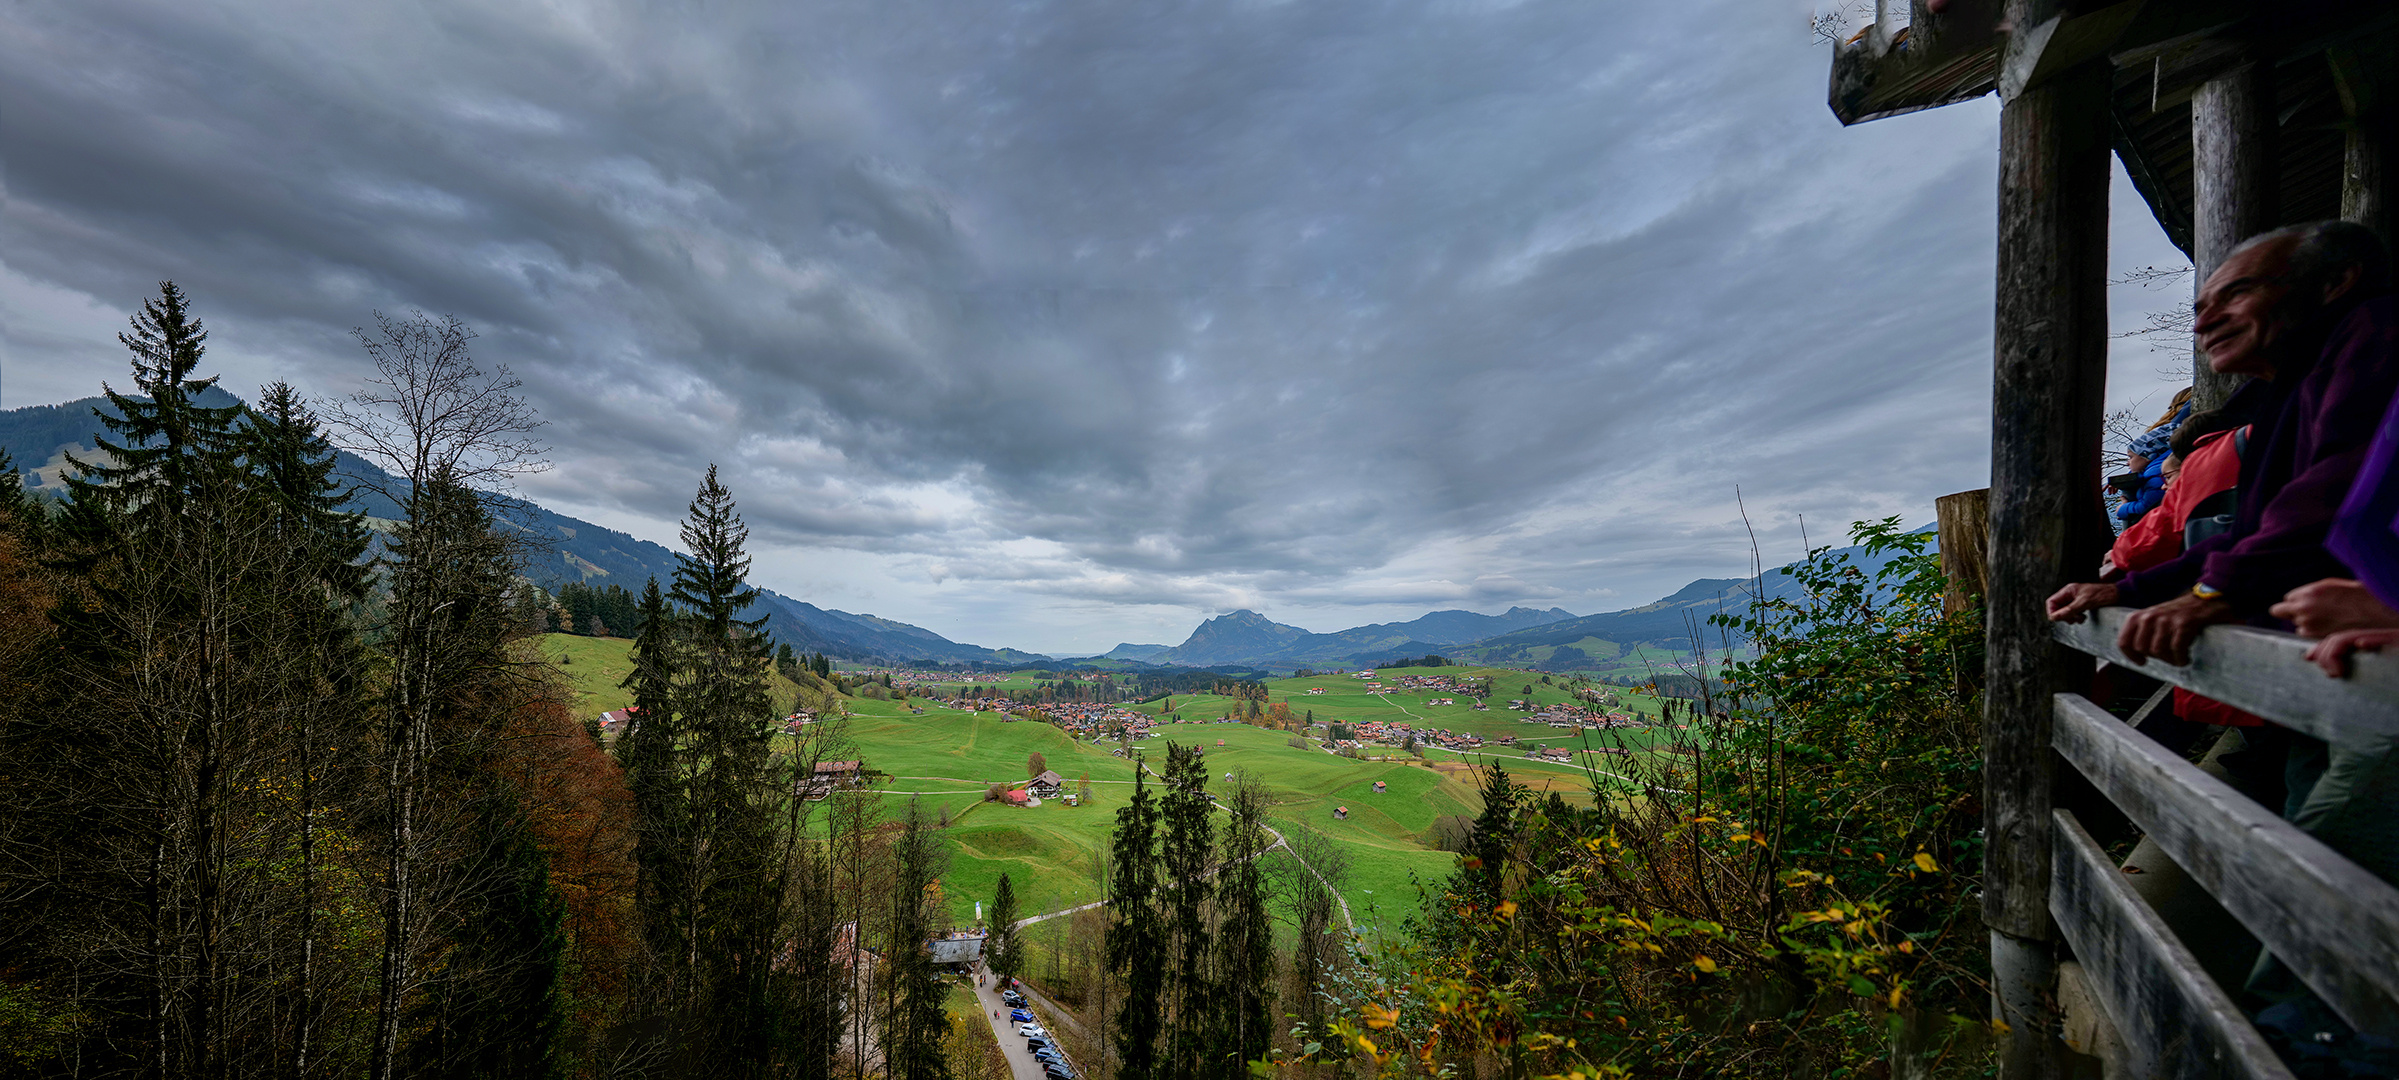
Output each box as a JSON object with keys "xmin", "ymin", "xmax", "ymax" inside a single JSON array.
[{"xmin": 1830, "ymin": 0, "xmax": 2396, "ymax": 256}]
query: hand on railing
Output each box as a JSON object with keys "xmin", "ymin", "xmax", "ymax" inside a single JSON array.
[
  {"xmin": 2272, "ymin": 579, "xmax": 2399, "ymax": 638},
  {"xmin": 2045, "ymin": 582, "xmax": 2118, "ymax": 623},
  {"xmin": 2306, "ymin": 629, "xmax": 2399, "ymax": 677},
  {"xmin": 2114, "ymin": 594, "xmax": 2237, "ymax": 667},
  {"xmin": 2046, "ymin": 581, "xmax": 2235, "ymax": 666}
]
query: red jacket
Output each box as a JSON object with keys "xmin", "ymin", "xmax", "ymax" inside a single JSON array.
[
  {"xmin": 2109, "ymin": 427, "xmax": 2261, "ymax": 727},
  {"xmin": 2111, "ymin": 428, "xmax": 2244, "ymax": 571}
]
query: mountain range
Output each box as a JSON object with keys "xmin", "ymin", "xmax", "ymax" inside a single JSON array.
[
  {"xmin": 2, "ymin": 390, "xmax": 1046, "ymax": 666},
  {"xmin": 1140, "ymin": 605, "xmax": 1579, "ymax": 668},
  {"xmin": 5, "ymin": 391, "xmax": 1926, "ymax": 672}
]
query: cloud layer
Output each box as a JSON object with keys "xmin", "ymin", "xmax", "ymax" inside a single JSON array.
[{"xmin": 1, "ymin": 0, "xmax": 2192, "ymax": 652}]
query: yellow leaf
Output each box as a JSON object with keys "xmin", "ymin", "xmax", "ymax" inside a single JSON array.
[
  {"xmin": 1496, "ymin": 900, "xmax": 1519, "ymax": 920},
  {"xmin": 1913, "ymin": 852, "xmax": 1940, "ymax": 873},
  {"xmin": 1363, "ymin": 1004, "xmax": 1399, "ymax": 1029},
  {"xmin": 1889, "ymin": 986, "xmax": 1905, "ymax": 1009},
  {"xmin": 1693, "ymin": 955, "xmax": 1718, "ymax": 973}
]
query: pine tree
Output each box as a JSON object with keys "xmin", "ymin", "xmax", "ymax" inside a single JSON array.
[
  {"xmin": 882, "ymin": 801, "xmax": 953, "ymax": 1080},
  {"xmin": 1469, "ymin": 763, "xmax": 1522, "ymax": 899},
  {"xmin": 1211, "ymin": 779, "xmax": 1276, "ymax": 1078},
  {"xmin": 240, "ymin": 381, "xmax": 371, "ymax": 598},
  {"xmin": 237, "ymin": 380, "xmax": 372, "ymax": 1077},
  {"xmin": 1157, "ymin": 744, "xmax": 1215, "ymax": 1075},
  {"xmin": 65, "ymin": 281, "xmax": 245, "ymax": 520},
  {"xmin": 1106, "ymin": 762, "xmax": 1164, "ymax": 1080},
  {"xmin": 620, "ymin": 577, "xmax": 692, "ymax": 1007},
  {"xmin": 987, "ymin": 873, "xmax": 1022, "ymax": 985}
]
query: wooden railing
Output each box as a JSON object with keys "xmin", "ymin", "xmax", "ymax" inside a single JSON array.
[{"xmin": 2046, "ymin": 608, "xmax": 2399, "ymax": 1078}]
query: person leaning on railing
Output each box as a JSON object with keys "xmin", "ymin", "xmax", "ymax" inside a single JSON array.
[
  {"xmin": 2053, "ymin": 221, "xmax": 2398, "ymax": 1075},
  {"xmin": 2048, "ymin": 220, "xmax": 2396, "ymax": 663}
]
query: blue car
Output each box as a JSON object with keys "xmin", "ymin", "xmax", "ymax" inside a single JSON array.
[{"xmin": 1010, "ymin": 1010, "xmax": 1034, "ymax": 1022}]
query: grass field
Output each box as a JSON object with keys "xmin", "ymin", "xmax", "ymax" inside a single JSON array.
[
  {"xmin": 826, "ymin": 696, "xmax": 1599, "ymax": 930},
  {"xmin": 541, "ymin": 651, "xmax": 1681, "ymax": 935},
  {"xmin": 537, "ymin": 633, "xmax": 806, "ymax": 718}
]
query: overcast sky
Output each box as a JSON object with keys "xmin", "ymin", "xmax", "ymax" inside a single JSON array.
[{"xmin": 2, "ymin": 0, "xmax": 2193, "ymax": 655}]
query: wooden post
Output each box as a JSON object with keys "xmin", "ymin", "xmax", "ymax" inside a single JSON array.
[
  {"xmin": 2330, "ymin": 44, "xmax": 2392, "ymax": 248},
  {"xmin": 1936, "ymin": 488, "xmax": 1991, "ymax": 616},
  {"xmin": 2191, "ymin": 60, "xmax": 2277, "ymax": 412},
  {"xmin": 1990, "ymin": 0, "xmax": 2112, "ymax": 1067}
]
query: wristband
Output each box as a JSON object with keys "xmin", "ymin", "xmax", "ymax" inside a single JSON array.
[{"xmin": 2191, "ymin": 582, "xmax": 2225, "ymax": 601}]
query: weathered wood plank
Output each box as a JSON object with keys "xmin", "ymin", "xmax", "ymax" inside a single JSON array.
[
  {"xmin": 1936, "ymin": 488, "xmax": 1991, "ymax": 616},
  {"xmin": 2050, "ymin": 809, "xmax": 2297, "ymax": 1080},
  {"xmin": 2052, "ymin": 608, "xmax": 2399, "ymax": 747},
  {"xmin": 2054, "ymin": 693, "xmax": 2399, "ymax": 1036},
  {"xmin": 1827, "ymin": 0, "xmax": 2004, "ymax": 125},
  {"xmin": 2192, "ymin": 57, "xmax": 2276, "ymax": 411}
]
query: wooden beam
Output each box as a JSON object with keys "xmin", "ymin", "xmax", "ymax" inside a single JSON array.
[
  {"xmin": 2054, "ymin": 693, "xmax": 2399, "ymax": 1036},
  {"xmin": 2051, "ymin": 608, "xmax": 2399, "ymax": 748},
  {"xmin": 2192, "ymin": 58, "xmax": 2277, "ymax": 411},
  {"xmin": 1998, "ymin": 0, "xmax": 2147, "ymax": 104},
  {"xmin": 1827, "ymin": 0, "xmax": 2005, "ymax": 125},
  {"xmin": 2049, "ymin": 809, "xmax": 2297, "ymax": 1080}
]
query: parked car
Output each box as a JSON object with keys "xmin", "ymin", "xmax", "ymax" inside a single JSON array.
[
  {"xmin": 1043, "ymin": 1066, "xmax": 1076, "ymax": 1080},
  {"xmin": 1035, "ymin": 1050, "xmax": 1064, "ymax": 1065},
  {"xmin": 1016, "ymin": 1024, "xmax": 1045, "ymax": 1038},
  {"xmin": 1009, "ymin": 1010, "xmax": 1034, "ymax": 1022},
  {"xmin": 1024, "ymin": 1037, "xmax": 1050, "ymax": 1051},
  {"xmin": 1001, "ymin": 991, "xmax": 1025, "ymax": 1006}
]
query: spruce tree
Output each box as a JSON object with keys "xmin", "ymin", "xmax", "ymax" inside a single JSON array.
[
  {"xmin": 881, "ymin": 801, "xmax": 953, "ymax": 1080},
  {"xmin": 65, "ymin": 281, "xmax": 245, "ymax": 520},
  {"xmin": 1470, "ymin": 763, "xmax": 1522, "ymax": 899},
  {"xmin": 239, "ymin": 381, "xmax": 371, "ymax": 598},
  {"xmin": 1211, "ymin": 779, "xmax": 1276, "ymax": 1078},
  {"xmin": 1157, "ymin": 744, "xmax": 1215, "ymax": 1075},
  {"xmin": 620, "ymin": 577, "xmax": 692, "ymax": 1005},
  {"xmin": 987, "ymin": 873, "xmax": 1022, "ymax": 985},
  {"xmin": 1106, "ymin": 761, "xmax": 1164, "ymax": 1080}
]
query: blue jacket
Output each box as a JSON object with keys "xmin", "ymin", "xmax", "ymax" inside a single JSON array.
[{"xmin": 2116, "ymin": 454, "xmax": 2168, "ymax": 523}]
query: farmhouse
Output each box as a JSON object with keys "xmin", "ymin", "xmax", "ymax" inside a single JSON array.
[
  {"xmin": 1028, "ymin": 770, "xmax": 1064, "ymax": 799},
  {"xmin": 802, "ymin": 760, "xmax": 864, "ymax": 800},
  {"xmin": 926, "ymin": 930, "xmax": 986, "ymax": 965}
]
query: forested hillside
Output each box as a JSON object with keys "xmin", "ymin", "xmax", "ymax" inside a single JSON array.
[
  {"xmin": 0, "ymin": 297, "xmax": 956, "ymax": 1078},
  {"xmin": 4, "ymin": 391, "xmax": 1040, "ymax": 666}
]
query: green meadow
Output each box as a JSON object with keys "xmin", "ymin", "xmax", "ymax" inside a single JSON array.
[{"xmin": 546, "ymin": 652, "xmax": 1694, "ymax": 932}]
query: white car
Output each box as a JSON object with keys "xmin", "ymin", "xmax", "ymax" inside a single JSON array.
[{"xmin": 1016, "ymin": 1024, "xmax": 1046, "ymax": 1037}]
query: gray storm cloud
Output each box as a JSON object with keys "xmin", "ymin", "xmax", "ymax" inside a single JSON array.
[{"xmin": 0, "ymin": 0, "xmax": 2189, "ymax": 651}]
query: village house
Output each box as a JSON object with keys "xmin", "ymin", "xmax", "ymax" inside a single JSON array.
[
  {"xmin": 1028, "ymin": 770, "xmax": 1064, "ymax": 799},
  {"xmin": 802, "ymin": 760, "xmax": 863, "ymax": 799}
]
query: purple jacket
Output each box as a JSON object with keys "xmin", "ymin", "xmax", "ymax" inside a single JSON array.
[
  {"xmin": 2330, "ymin": 362, "xmax": 2399, "ymax": 609},
  {"xmin": 2117, "ymin": 294, "xmax": 2399, "ymax": 615}
]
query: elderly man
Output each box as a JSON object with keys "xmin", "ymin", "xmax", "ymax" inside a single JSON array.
[{"xmin": 2049, "ymin": 220, "xmax": 2395, "ymax": 662}]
